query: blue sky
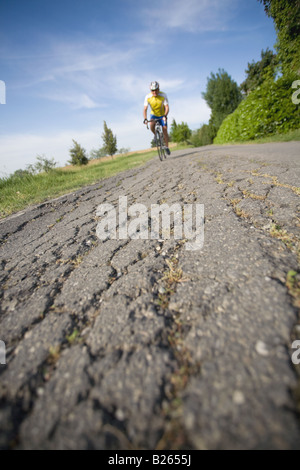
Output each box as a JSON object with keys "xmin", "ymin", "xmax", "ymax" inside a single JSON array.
[{"xmin": 0, "ymin": 0, "xmax": 277, "ymax": 176}]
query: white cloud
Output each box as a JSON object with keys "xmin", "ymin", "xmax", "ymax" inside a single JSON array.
[
  {"xmin": 0, "ymin": 129, "xmax": 99, "ymax": 176},
  {"xmin": 0, "ymin": 120, "xmax": 153, "ymax": 177},
  {"xmin": 10, "ymin": 38, "xmax": 143, "ymax": 110},
  {"xmin": 40, "ymin": 92, "xmax": 101, "ymax": 110},
  {"xmin": 169, "ymin": 96, "xmax": 211, "ymax": 128},
  {"xmin": 143, "ymin": 0, "xmax": 239, "ymax": 33},
  {"xmin": 48, "ymin": 41, "xmax": 137, "ymax": 77}
]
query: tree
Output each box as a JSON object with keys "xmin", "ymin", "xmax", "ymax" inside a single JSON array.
[
  {"xmin": 12, "ymin": 169, "xmax": 33, "ymax": 178},
  {"xmin": 118, "ymin": 147, "xmax": 131, "ymax": 155},
  {"xmin": 169, "ymin": 119, "xmax": 178, "ymax": 142},
  {"xmin": 34, "ymin": 155, "xmax": 58, "ymax": 173},
  {"xmin": 240, "ymin": 48, "xmax": 278, "ymax": 95},
  {"xmin": 190, "ymin": 123, "xmax": 216, "ymax": 147},
  {"xmin": 259, "ymin": 0, "xmax": 300, "ymax": 73},
  {"xmin": 202, "ymin": 69, "xmax": 242, "ymax": 133},
  {"xmin": 68, "ymin": 140, "xmax": 89, "ymax": 166},
  {"xmin": 25, "ymin": 155, "xmax": 58, "ymax": 174},
  {"xmin": 90, "ymin": 147, "xmax": 107, "ymax": 160},
  {"xmin": 169, "ymin": 119, "xmax": 192, "ymax": 143},
  {"xmin": 102, "ymin": 121, "xmax": 117, "ymax": 157}
]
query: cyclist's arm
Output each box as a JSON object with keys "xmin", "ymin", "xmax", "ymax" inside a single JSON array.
[
  {"xmin": 164, "ymin": 103, "xmax": 169, "ymax": 118},
  {"xmin": 143, "ymin": 105, "xmax": 148, "ymax": 122}
]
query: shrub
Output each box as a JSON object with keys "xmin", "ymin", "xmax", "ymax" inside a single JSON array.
[
  {"xmin": 170, "ymin": 120, "xmax": 192, "ymax": 143},
  {"xmin": 190, "ymin": 123, "xmax": 216, "ymax": 147},
  {"xmin": 68, "ymin": 140, "xmax": 89, "ymax": 166},
  {"xmin": 33, "ymin": 155, "xmax": 58, "ymax": 173},
  {"xmin": 214, "ymin": 73, "xmax": 300, "ymax": 143}
]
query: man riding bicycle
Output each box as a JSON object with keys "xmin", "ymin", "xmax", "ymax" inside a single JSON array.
[{"xmin": 143, "ymin": 81, "xmax": 171, "ymax": 155}]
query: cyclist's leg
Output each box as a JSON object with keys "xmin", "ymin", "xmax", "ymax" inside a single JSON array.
[
  {"xmin": 161, "ymin": 120, "xmax": 170, "ymax": 154},
  {"xmin": 149, "ymin": 115, "xmax": 157, "ymax": 135},
  {"xmin": 150, "ymin": 121, "xmax": 155, "ymax": 134},
  {"xmin": 155, "ymin": 126, "xmax": 164, "ymax": 161},
  {"xmin": 162, "ymin": 126, "xmax": 169, "ymax": 147}
]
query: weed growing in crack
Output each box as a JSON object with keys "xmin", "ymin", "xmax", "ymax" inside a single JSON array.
[
  {"xmin": 286, "ymin": 270, "xmax": 300, "ymax": 308},
  {"xmin": 66, "ymin": 329, "xmax": 81, "ymax": 345},
  {"xmin": 242, "ymin": 189, "xmax": 266, "ymax": 200},
  {"xmin": 157, "ymin": 315, "xmax": 200, "ymax": 450},
  {"xmin": 154, "ymin": 255, "xmax": 199, "ymax": 449},
  {"xmin": 230, "ymin": 198, "xmax": 250, "ymax": 219},
  {"xmin": 157, "ymin": 257, "xmax": 188, "ymax": 309},
  {"xmin": 48, "ymin": 345, "xmax": 61, "ymax": 364},
  {"xmin": 270, "ymin": 223, "xmax": 299, "ymax": 257},
  {"xmin": 214, "ymin": 172, "xmax": 225, "ymax": 184},
  {"xmin": 162, "ymin": 258, "xmax": 184, "ymax": 285}
]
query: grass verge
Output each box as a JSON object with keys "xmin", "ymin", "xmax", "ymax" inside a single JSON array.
[
  {"xmin": 214, "ymin": 128, "xmax": 300, "ymax": 146},
  {"xmin": 0, "ymin": 143, "xmax": 193, "ymax": 219},
  {"xmin": 0, "ymin": 149, "xmax": 159, "ymax": 218},
  {"xmin": 244, "ymin": 128, "xmax": 300, "ymax": 144}
]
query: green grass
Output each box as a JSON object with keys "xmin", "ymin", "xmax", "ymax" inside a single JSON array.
[
  {"xmin": 0, "ymin": 150, "xmax": 159, "ymax": 218},
  {"xmin": 2, "ymin": 132, "xmax": 296, "ymax": 219},
  {"xmin": 244, "ymin": 128, "xmax": 300, "ymax": 144},
  {"xmin": 212, "ymin": 128, "xmax": 300, "ymax": 146}
]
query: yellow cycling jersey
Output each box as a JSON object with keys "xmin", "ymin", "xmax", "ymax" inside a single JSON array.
[{"xmin": 144, "ymin": 91, "xmax": 169, "ymax": 117}]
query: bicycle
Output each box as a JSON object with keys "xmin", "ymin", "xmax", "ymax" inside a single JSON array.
[{"xmin": 145, "ymin": 117, "xmax": 168, "ymax": 161}]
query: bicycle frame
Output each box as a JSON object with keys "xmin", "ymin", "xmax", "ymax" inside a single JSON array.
[{"xmin": 146, "ymin": 117, "xmax": 167, "ymax": 161}]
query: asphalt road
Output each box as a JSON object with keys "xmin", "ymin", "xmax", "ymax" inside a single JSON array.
[{"xmin": 0, "ymin": 142, "xmax": 300, "ymax": 450}]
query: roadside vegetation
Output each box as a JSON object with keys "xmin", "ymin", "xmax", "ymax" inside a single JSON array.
[
  {"xmin": 193, "ymin": 1, "xmax": 300, "ymax": 146},
  {"xmin": 0, "ymin": 149, "xmax": 157, "ymax": 218},
  {"xmin": 0, "ymin": 120, "xmax": 154, "ymax": 218},
  {"xmin": 170, "ymin": 0, "xmax": 300, "ymax": 148},
  {"xmin": 214, "ymin": 73, "xmax": 300, "ymax": 144}
]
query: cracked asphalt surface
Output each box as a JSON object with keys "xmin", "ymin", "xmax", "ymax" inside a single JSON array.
[{"xmin": 0, "ymin": 142, "xmax": 300, "ymax": 450}]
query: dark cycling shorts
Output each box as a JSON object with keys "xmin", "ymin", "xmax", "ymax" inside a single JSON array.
[{"xmin": 150, "ymin": 115, "xmax": 167, "ymax": 127}]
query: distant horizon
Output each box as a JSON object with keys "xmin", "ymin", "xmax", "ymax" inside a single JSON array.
[{"xmin": 0, "ymin": 0, "xmax": 277, "ymax": 176}]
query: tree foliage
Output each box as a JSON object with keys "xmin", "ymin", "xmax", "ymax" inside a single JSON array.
[
  {"xmin": 169, "ymin": 119, "xmax": 192, "ymax": 143},
  {"xmin": 192, "ymin": 3, "xmax": 300, "ymax": 148},
  {"xmin": 259, "ymin": 0, "xmax": 300, "ymax": 73},
  {"xmin": 190, "ymin": 123, "xmax": 216, "ymax": 147},
  {"xmin": 240, "ymin": 48, "xmax": 278, "ymax": 95},
  {"xmin": 202, "ymin": 69, "xmax": 242, "ymax": 132},
  {"xmin": 24, "ymin": 155, "xmax": 58, "ymax": 175},
  {"xmin": 34, "ymin": 155, "xmax": 58, "ymax": 173},
  {"xmin": 90, "ymin": 147, "xmax": 107, "ymax": 160},
  {"xmin": 214, "ymin": 72, "xmax": 300, "ymax": 143},
  {"xmin": 68, "ymin": 140, "xmax": 89, "ymax": 166},
  {"xmin": 102, "ymin": 121, "xmax": 117, "ymax": 156}
]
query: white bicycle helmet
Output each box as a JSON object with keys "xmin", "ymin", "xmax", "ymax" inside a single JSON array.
[{"xmin": 150, "ymin": 81, "xmax": 159, "ymax": 91}]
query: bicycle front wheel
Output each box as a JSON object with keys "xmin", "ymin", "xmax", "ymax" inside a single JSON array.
[{"xmin": 156, "ymin": 130, "xmax": 165, "ymax": 161}]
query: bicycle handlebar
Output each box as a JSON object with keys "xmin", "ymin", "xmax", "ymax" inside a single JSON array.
[{"xmin": 144, "ymin": 116, "xmax": 167, "ymax": 129}]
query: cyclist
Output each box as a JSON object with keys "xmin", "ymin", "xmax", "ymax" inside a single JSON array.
[{"xmin": 143, "ymin": 81, "xmax": 171, "ymax": 155}]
